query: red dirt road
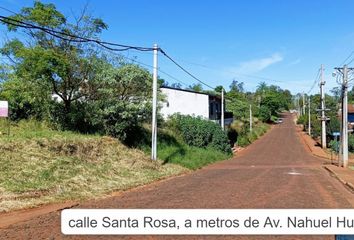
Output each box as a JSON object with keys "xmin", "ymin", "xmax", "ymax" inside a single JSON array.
[{"xmin": 1, "ymin": 113, "xmax": 353, "ymax": 240}]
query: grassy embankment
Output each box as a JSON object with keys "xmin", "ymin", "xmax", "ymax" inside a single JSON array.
[
  {"xmin": 0, "ymin": 120, "xmax": 188, "ymax": 212},
  {"xmin": 141, "ymin": 127, "xmax": 232, "ymax": 170},
  {"xmin": 0, "ymin": 120, "xmax": 231, "ymax": 212}
]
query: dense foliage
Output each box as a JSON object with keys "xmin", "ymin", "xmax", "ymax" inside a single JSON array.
[
  {"xmin": 167, "ymin": 114, "xmax": 231, "ymax": 153},
  {"xmin": 0, "ymin": 2, "xmax": 155, "ymax": 143},
  {"xmin": 0, "ymin": 1, "xmax": 292, "ymax": 156},
  {"xmin": 296, "ymin": 94, "xmax": 340, "ymax": 141}
]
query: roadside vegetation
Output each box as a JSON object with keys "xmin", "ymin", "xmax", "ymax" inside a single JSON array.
[
  {"xmin": 0, "ymin": 1, "xmax": 292, "ymax": 211},
  {"xmin": 150, "ymin": 115, "xmax": 232, "ymax": 169},
  {"xmin": 0, "ymin": 120, "xmax": 187, "ymax": 212},
  {"xmin": 223, "ymin": 81, "xmax": 290, "ymax": 147},
  {"xmin": 296, "ymin": 93, "xmax": 344, "ymax": 153}
]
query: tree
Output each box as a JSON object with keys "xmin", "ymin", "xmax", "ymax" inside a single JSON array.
[
  {"xmin": 256, "ymin": 82, "xmax": 267, "ymax": 93},
  {"xmin": 0, "ymin": 74, "xmax": 51, "ymax": 120},
  {"xmin": 158, "ymin": 77, "xmax": 168, "ymax": 87},
  {"xmin": 258, "ymin": 105, "xmax": 271, "ymax": 122},
  {"xmin": 331, "ymin": 87, "xmax": 341, "ymax": 102},
  {"xmin": 229, "ymin": 79, "xmax": 244, "ymax": 93},
  {"xmin": 1, "ymin": 1, "xmax": 108, "ymax": 116},
  {"xmin": 188, "ymin": 83, "xmax": 203, "ymax": 92},
  {"xmin": 214, "ymin": 85, "xmax": 223, "ymax": 93},
  {"xmin": 92, "ymin": 63, "xmax": 153, "ymax": 142},
  {"xmin": 170, "ymin": 82, "xmax": 182, "ymax": 89}
]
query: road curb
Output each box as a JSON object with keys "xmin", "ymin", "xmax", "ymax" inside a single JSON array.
[{"xmin": 323, "ymin": 166, "xmax": 354, "ymax": 192}]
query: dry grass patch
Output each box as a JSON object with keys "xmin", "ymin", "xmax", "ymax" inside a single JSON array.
[{"xmin": 0, "ymin": 121, "xmax": 187, "ymax": 212}]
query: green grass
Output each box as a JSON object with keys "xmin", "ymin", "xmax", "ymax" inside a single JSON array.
[
  {"xmin": 0, "ymin": 119, "xmax": 232, "ymax": 212},
  {"xmin": 235, "ymin": 122, "xmax": 270, "ymax": 147},
  {"xmin": 141, "ymin": 129, "xmax": 232, "ymax": 170},
  {"xmin": 0, "ymin": 118, "xmax": 91, "ymax": 139},
  {"xmin": 0, "ymin": 119, "xmax": 187, "ymax": 212},
  {"xmin": 157, "ymin": 143, "xmax": 231, "ymax": 170}
]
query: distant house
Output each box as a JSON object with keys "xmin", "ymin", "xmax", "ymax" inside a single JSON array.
[{"xmin": 160, "ymin": 86, "xmax": 233, "ymax": 126}]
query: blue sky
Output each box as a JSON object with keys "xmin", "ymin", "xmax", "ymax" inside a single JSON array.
[{"xmin": 2, "ymin": 0, "xmax": 354, "ymax": 94}]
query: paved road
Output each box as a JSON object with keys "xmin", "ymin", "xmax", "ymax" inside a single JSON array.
[{"xmin": 1, "ymin": 113, "xmax": 354, "ymax": 240}]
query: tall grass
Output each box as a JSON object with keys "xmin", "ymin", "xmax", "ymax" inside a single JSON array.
[
  {"xmin": 0, "ymin": 119, "xmax": 231, "ymax": 212},
  {"xmin": 0, "ymin": 120, "xmax": 186, "ymax": 212},
  {"xmin": 141, "ymin": 129, "xmax": 232, "ymax": 170}
]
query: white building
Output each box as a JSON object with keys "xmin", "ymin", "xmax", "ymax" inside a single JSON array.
[{"xmin": 160, "ymin": 86, "xmax": 233, "ymax": 125}]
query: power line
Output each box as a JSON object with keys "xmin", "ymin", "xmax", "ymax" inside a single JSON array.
[
  {"xmin": 159, "ymin": 49, "xmax": 215, "ymax": 90},
  {"xmin": 307, "ymin": 68, "xmax": 321, "ymax": 94},
  {"xmin": 0, "ymin": 6, "xmax": 17, "ymax": 15},
  {"xmin": 0, "ymin": 15, "xmax": 155, "ymax": 52},
  {"xmin": 0, "ymin": 12, "xmax": 215, "ymax": 89},
  {"xmin": 174, "ymin": 59, "xmax": 285, "ymax": 83},
  {"xmin": 97, "ymin": 47, "xmax": 190, "ymax": 88},
  {"xmin": 347, "ymin": 56, "xmax": 354, "ymax": 66},
  {"xmin": 125, "ymin": 56, "xmax": 190, "ymax": 87},
  {"xmin": 340, "ymin": 50, "xmax": 354, "ymax": 66}
]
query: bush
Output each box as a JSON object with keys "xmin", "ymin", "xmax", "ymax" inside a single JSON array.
[
  {"xmin": 0, "ymin": 76, "xmax": 52, "ymax": 121},
  {"xmin": 236, "ymin": 135, "xmax": 250, "ymax": 147},
  {"xmin": 349, "ymin": 135, "xmax": 354, "ymax": 153},
  {"xmin": 247, "ymin": 131, "xmax": 258, "ymax": 142},
  {"xmin": 49, "ymin": 101, "xmax": 99, "ymax": 133},
  {"xmin": 258, "ymin": 105, "xmax": 271, "ymax": 122},
  {"xmin": 296, "ymin": 114, "xmax": 307, "ymax": 125},
  {"xmin": 227, "ymin": 128, "xmax": 238, "ymax": 147},
  {"xmin": 167, "ymin": 114, "xmax": 231, "ymax": 154},
  {"xmin": 329, "ymin": 140, "xmax": 340, "ymax": 153},
  {"xmin": 210, "ymin": 128, "xmax": 232, "ymax": 153},
  {"xmin": 254, "ymin": 123, "xmax": 268, "ymax": 137}
]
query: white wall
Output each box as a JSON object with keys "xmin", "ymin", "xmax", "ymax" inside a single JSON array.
[{"xmin": 160, "ymin": 88, "xmax": 209, "ymax": 119}]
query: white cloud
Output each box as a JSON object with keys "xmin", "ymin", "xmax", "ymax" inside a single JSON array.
[
  {"xmin": 226, "ymin": 53, "xmax": 283, "ymax": 75},
  {"xmin": 288, "ymin": 58, "xmax": 301, "ymax": 66}
]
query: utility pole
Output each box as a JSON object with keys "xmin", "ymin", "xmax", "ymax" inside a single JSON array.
[
  {"xmin": 302, "ymin": 93, "xmax": 306, "ymax": 115},
  {"xmin": 320, "ymin": 64, "xmax": 327, "ymax": 149},
  {"xmin": 308, "ymin": 97, "xmax": 311, "ymax": 136},
  {"xmin": 249, "ymin": 105, "xmax": 252, "ymax": 132},
  {"xmin": 151, "ymin": 44, "xmax": 158, "ymax": 160},
  {"xmin": 342, "ymin": 65, "xmax": 348, "ymax": 167},
  {"xmin": 335, "ymin": 64, "xmax": 354, "ymax": 167},
  {"xmin": 297, "ymin": 96, "xmax": 300, "ymax": 115},
  {"xmin": 221, "ymin": 88, "xmax": 224, "ymax": 130}
]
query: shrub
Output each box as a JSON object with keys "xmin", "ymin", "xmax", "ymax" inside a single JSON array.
[
  {"xmin": 329, "ymin": 140, "xmax": 339, "ymax": 153},
  {"xmin": 227, "ymin": 128, "xmax": 238, "ymax": 147},
  {"xmin": 167, "ymin": 114, "xmax": 231, "ymax": 154},
  {"xmin": 236, "ymin": 135, "xmax": 250, "ymax": 147},
  {"xmin": 210, "ymin": 128, "xmax": 232, "ymax": 152},
  {"xmin": 296, "ymin": 114, "xmax": 307, "ymax": 125},
  {"xmin": 247, "ymin": 131, "xmax": 258, "ymax": 142},
  {"xmin": 258, "ymin": 105, "xmax": 271, "ymax": 122},
  {"xmin": 254, "ymin": 123, "xmax": 268, "ymax": 137},
  {"xmin": 49, "ymin": 101, "xmax": 99, "ymax": 133},
  {"xmin": 0, "ymin": 77, "xmax": 52, "ymax": 121},
  {"xmin": 230, "ymin": 120, "xmax": 245, "ymax": 133},
  {"xmin": 349, "ymin": 135, "xmax": 354, "ymax": 153}
]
